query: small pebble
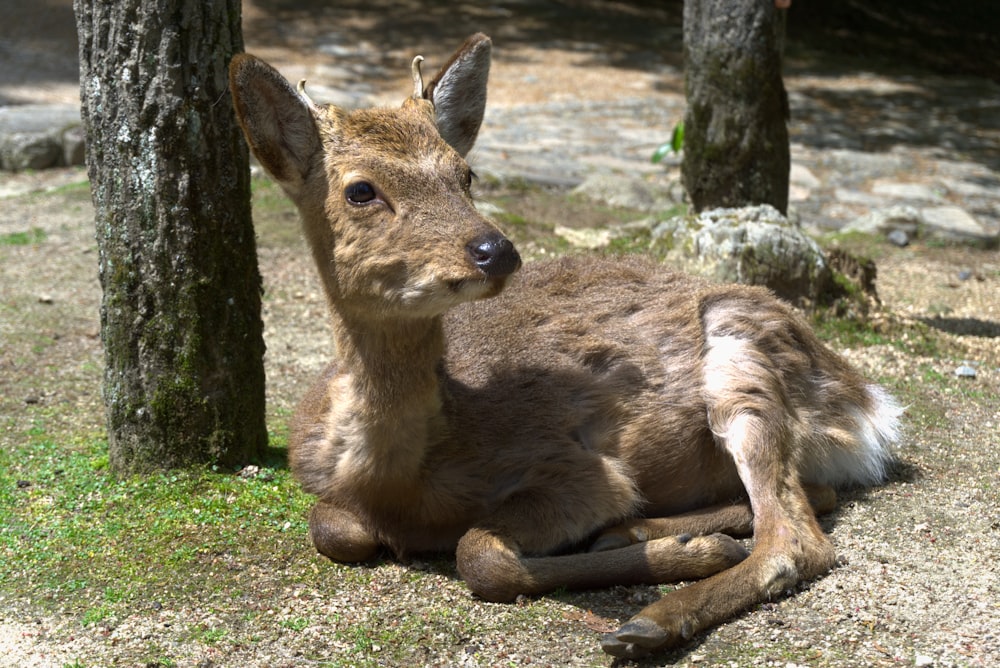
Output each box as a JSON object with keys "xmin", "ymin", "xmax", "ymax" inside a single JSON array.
[
  {"xmin": 957, "ymin": 269, "xmax": 972, "ymax": 281},
  {"xmin": 915, "ymin": 654, "xmax": 934, "ymax": 667},
  {"xmin": 954, "ymin": 363, "xmax": 977, "ymax": 379},
  {"xmin": 37, "ymin": 294, "xmax": 54, "ymax": 304},
  {"xmin": 24, "ymin": 395, "xmax": 40, "ymax": 405},
  {"xmin": 237, "ymin": 464, "xmax": 260, "ymax": 478},
  {"xmin": 887, "ymin": 229, "xmax": 909, "ymax": 247}
]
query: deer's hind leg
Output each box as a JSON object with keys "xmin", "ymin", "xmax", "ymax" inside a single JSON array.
[
  {"xmin": 589, "ymin": 482, "xmax": 837, "ymax": 552},
  {"xmin": 589, "ymin": 503, "xmax": 754, "ymax": 552},
  {"xmin": 601, "ymin": 414, "xmax": 835, "ymax": 658},
  {"xmin": 602, "ymin": 316, "xmax": 838, "ymax": 658}
]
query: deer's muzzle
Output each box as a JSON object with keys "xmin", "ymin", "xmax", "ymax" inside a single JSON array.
[{"xmin": 466, "ymin": 232, "xmax": 521, "ymax": 279}]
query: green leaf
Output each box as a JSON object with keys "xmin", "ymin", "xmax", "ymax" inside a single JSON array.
[
  {"xmin": 651, "ymin": 121, "xmax": 685, "ymax": 164},
  {"xmin": 651, "ymin": 142, "xmax": 671, "ymax": 164},
  {"xmin": 670, "ymin": 121, "xmax": 685, "ymax": 153}
]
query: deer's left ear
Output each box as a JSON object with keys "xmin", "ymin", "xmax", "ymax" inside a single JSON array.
[{"xmin": 422, "ymin": 33, "xmax": 491, "ymax": 158}]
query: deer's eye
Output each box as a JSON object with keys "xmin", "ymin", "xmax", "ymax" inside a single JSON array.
[{"xmin": 345, "ymin": 181, "xmax": 377, "ymax": 204}]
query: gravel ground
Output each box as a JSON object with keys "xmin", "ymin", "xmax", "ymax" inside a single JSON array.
[{"xmin": 2, "ymin": 1, "xmax": 999, "ymax": 666}]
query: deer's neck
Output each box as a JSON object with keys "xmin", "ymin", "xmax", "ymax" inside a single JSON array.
[{"xmin": 327, "ymin": 310, "xmax": 448, "ymax": 481}]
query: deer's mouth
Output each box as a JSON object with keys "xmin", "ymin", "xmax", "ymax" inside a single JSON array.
[{"xmin": 449, "ymin": 274, "xmax": 509, "ymax": 300}]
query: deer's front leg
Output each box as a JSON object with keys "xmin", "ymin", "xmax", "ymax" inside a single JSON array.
[
  {"xmin": 455, "ymin": 528, "xmax": 748, "ymax": 604},
  {"xmin": 454, "ymin": 461, "xmax": 749, "ymax": 602},
  {"xmin": 308, "ymin": 500, "xmax": 380, "ymax": 563}
]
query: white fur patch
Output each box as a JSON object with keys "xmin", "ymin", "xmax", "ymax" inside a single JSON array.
[
  {"xmin": 842, "ymin": 384, "xmax": 902, "ymax": 484},
  {"xmin": 703, "ymin": 329, "xmax": 903, "ymax": 489},
  {"xmin": 702, "ymin": 334, "xmax": 753, "ymax": 401},
  {"xmin": 802, "ymin": 384, "xmax": 903, "ymax": 488}
]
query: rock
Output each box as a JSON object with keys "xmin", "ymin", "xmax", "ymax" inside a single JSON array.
[
  {"xmin": 872, "ymin": 180, "xmax": 945, "ymax": 202},
  {"xmin": 554, "ymin": 225, "xmax": 614, "ymax": 250},
  {"xmin": 0, "ymin": 104, "xmax": 83, "ymax": 172},
  {"xmin": 940, "ymin": 176, "xmax": 999, "ymax": 199},
  {"xmin": 790, "ymin": 163, "xmax": 821, "ymax": 190},
  {"xmin": 887, "ymin": 229, "xmax": 910, "ymax": 247},
  {"xmin": 845, "ymin": 203, "xmax": 997, "ymax": 247},
  {"xmin": 654, "ymin": 205, "xmax": 832, "ymax": 305},
  {"xmin": 0, "ymin": 104, "xmax": 80, "ymax": 135},
  {"xmin": 844, "ymin": 205, "xmax": 922, "ymax": 236},
  {"xmin": 920, "ymin": 206, "xmax": 997, "ymax": 247},
  {"xmin": 789, "ymin": 164, "xmax": 820, "ymax": 202},
  {"xmin": 954, "ymin": 363, "xmax": 977, "ymax": 379},
  {"xmin": 571, "ymin": 173, "xmax": 670, "ymax": 212},
  {"xmin": 834, "ymin": 188, "xmax": 886, "ymax": 207},
  {"xmin": 1, "ymin": 132, "xmax": 62, "ymax": 170},
  {"xmin": 61, "ymin": 124, "xmax": 87, "ymax": 166},
  {"xmin": 237, "ymin": 464, "xmax": 260, "ymax": 479},
  {"xmin": 474, "ymin": 200, "xmax": 504, "ymax": 218}
]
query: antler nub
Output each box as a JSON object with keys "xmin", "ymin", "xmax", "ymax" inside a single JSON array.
[
  {"xmin": 411, "ymin": 55, "xmax": 425, "ymax": 99},
  {"xmin": 296, "ymin": 79, "xmax": 319, "ymax": 110}
]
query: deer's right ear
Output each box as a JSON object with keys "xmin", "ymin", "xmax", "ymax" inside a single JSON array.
[{"xmin": 229, "ymin": 54, "xmax": 322, "ymax": 192}]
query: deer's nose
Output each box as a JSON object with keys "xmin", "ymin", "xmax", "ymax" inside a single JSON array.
[{"xmin": 466, "ymin": 232, "xmax": 521, "ymax": 278}]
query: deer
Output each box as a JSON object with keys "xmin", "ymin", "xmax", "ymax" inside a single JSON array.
[{"xmin": 228, "ymin": 33, "xmax": 902, "ymax": 659}]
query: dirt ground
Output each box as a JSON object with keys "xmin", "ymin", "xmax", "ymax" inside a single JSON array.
[{"xmin": 2, "ymin": 1, "xmax": 999, "ymax": 667}]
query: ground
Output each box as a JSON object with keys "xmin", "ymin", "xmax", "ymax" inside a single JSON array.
[{"xmin": 1, "ymin": 1, "xmax": 999, "ymax": 667}]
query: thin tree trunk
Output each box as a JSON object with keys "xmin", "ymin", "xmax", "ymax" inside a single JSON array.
[
  {"xmin": 682, "ymin": 0, "xmax": 790, "ymax": 214},
  {"xmin": 75, "ymin": 0, "xmax": 267, "ymax": 474}
]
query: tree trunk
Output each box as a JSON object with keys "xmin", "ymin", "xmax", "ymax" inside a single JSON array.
[
  {"xmin": 682, "ymin": 0, "xmax": 790, "ymax": 214},
  {"xmin": 75, "ymin": 0, "xmax": 267, "ymax": 474}
]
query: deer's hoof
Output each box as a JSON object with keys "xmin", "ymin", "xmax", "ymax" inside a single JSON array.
[
  {"xmin": 709, "ymin": 532, "xmax": 751, "ymax": 564},
  {"xmin": 600, "ymin": 617, "xmax": 676, "ymax": 658}
]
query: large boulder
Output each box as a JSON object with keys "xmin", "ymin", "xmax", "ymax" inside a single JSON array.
[{"xmin": 654, "ymin": 205, "xmax": 833, "ymax": 305}]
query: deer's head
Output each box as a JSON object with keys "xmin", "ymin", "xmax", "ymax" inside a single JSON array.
[{"xmin": 229, "ymin": 34, "xmax": 520, "ymax": 320}]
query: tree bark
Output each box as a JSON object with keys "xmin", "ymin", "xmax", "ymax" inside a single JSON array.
[
  {"xmin": 75, "ymin": 0, "xmax": 267, "ymax": 474},
  {"xmin": 682, "ymin": 0, "xmax": 790, "ymax": 214}
]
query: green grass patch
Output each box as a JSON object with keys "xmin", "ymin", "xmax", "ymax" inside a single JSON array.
[
  {"xmin": 0, "ymin": 227, "xmax": 47, "ymax": 246},
  {"xmin": 820, "ymin": 230, "xmax": 894, "ymax": 261},
  {"xmin": 280, "ymin": 616, "xmax": 310, "ymax": 632},
  {"xmin": 810, "ymin": 311, "xmax": 893, "ymax": 348},
  {"xmin": 810, "ymin": 309, "xmax": 946, "ymax": 359},
  {"xmin": 42, "ymin": 178, "xmax": 91, "ymax": 197},
  {"xmin": 0, "ymin": 425, "xmax": 314, "ymax": 625},
  {"xmin": 250, "ymin": 176, "xmax": 303, "ymax": 248}
]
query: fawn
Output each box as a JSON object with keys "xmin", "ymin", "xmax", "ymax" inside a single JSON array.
[{"xmin": 229, "ymin": 34, "xmax": 901, "ymax": 659}]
